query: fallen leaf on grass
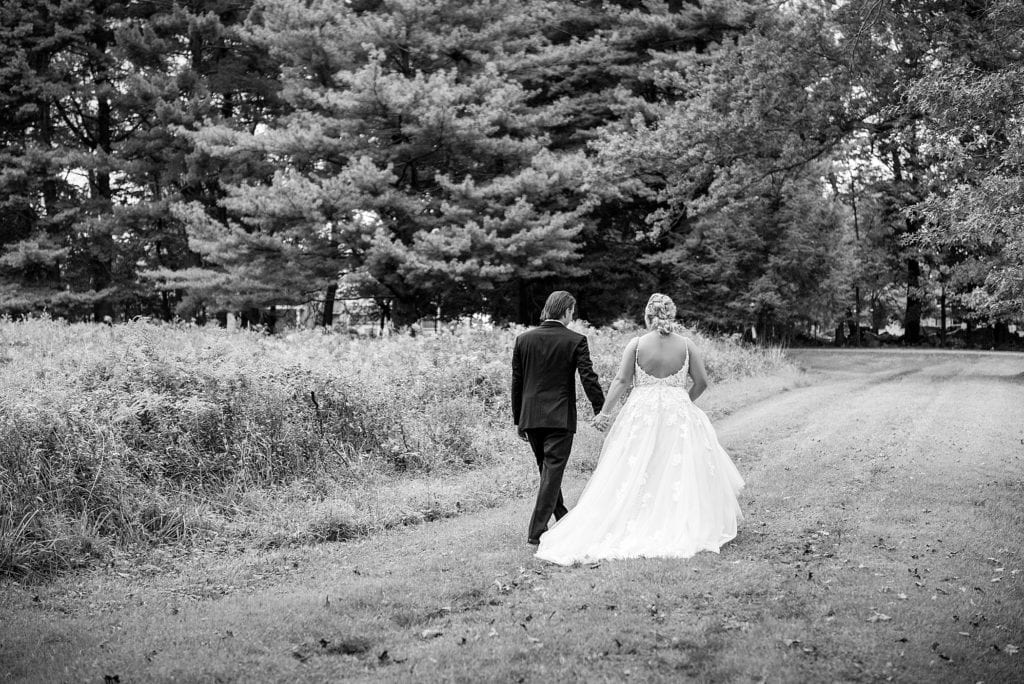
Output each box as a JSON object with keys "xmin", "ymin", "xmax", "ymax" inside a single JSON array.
[
  {"xmin": 1006, "ymin": 644, "xmax": 1019, "ymax": 655},
  {"xmin": 420, "ymin": 629, "xmax": 443, "ymax": 640},
  {"xmin": 929, "ymin": 642, "xmax": 953, "ymax": 662},
  {"xmin": 897, "ymin": 593, "xmax": 908, "ymax": 600},
  {"xmin": 867, "ymin": 612, "xmax": 892, "ymax": 623}
]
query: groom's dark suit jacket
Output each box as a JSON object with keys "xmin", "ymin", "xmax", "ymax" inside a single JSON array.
[{"xmin": 512, "ymin": 321, "xmax": 605, "ymax": 433}]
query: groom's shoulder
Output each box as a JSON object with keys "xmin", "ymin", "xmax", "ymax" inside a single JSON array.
[
  {"xmin": 516, "ymin": 323, "xmax": 581, "ymax": 343},
  {"xmin": 514, "ymin": 326, "xmax": 540, "ymax": 345}
]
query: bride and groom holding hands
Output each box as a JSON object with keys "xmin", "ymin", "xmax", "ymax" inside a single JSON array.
[{"xmin": 511, "ymin": 290, "xmax": 744, "ymax": 565}]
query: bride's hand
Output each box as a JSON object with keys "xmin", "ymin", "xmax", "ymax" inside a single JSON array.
[{"xmin": 592, "ymin": 413, "xmax": 611, "ymax": 432}]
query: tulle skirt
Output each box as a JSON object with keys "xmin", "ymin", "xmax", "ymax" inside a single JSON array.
[{"xmin": 535, "ymin": 385, "xmax": 744, "ymax": 565}]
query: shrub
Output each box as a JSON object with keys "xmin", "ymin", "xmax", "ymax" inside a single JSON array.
[{"xmin": 0, "ymin": 317, "xmax": 786, "ymax": 577}]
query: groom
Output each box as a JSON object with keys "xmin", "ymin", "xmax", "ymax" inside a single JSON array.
[{"xmin": 511, "ymin": 291, "xmax": 605, "ymax": 545}]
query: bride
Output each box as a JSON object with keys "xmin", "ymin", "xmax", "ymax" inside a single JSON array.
[{"xmin": 535, "ymin": 293, "xmax": 744, "ymax": 565}]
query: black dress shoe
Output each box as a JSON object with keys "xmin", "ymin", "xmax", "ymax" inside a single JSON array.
[{"xmin": 527, "ymin": 538, "xmax": 540, "ymax": 545}]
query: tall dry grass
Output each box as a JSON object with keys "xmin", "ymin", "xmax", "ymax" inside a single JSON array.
[{"xmin": 0, "ymin": 317, "xmax": 786, "ymax": 577}]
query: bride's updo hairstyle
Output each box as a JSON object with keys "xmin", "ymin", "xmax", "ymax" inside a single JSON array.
[{"xmin": 644, "ymin": 293, "xmax": 677, "ymax": 336}]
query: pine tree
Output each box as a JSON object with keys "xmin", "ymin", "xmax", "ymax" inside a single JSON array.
[
  {"xmin": 168, "ymin": 0, "xmax": 600, "ymax": 325},
  {"xmin": 0, "ymin": 0, "xmax": 282, "ymax": 321},
  {"xmin": 117, "ymin": 0, "xmax": 284, "ymax": 321},
  {"xmin": 0, "ymin": 0, "xmax": 94, "ymax": 315}
]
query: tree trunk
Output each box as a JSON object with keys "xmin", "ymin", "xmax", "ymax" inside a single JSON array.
[
  {"xmin": 38, "ymin": 100, "xmax": 58, "ymax": 221},
  {"xmin": 939, "ymin": 284, "xmax": 947, "ymax": 345},
  {"xmin": 891, "ymin": 147, "xmax": 924, "ymax": 346},
  {"xmin": 852, "ymin": 286, "xmax": 861, "ymax": 346},
  {"xmin": 904, "ymin": 257, "xmax": 922, "ymax": 344},
  {"xmin": 851, "ymin": 179, "xmax": 862, "ymax": 346},
  {"xmin": 90, "ymin": 23, "xmax": 114, "ymax": 324},
  {"xmin": 321, "ymin": 282, "xmax": 337, "ymax": 328},
  {"xmin": 517, "ymin": 279, "xmax": 532, "ymax": 324},
  {"xmin": 160, "ymin": 290, "xmax": 173, "ymax": 321}
]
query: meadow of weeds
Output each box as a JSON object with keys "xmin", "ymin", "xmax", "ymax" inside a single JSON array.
[{"xmin": 0, "ymin": 318, "xmax": 786, "ymax": 577}]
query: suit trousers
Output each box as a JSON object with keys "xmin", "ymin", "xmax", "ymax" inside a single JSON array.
[{"xmin": 526, "ymin": 428, "xmax": 573, "ymax": 541}]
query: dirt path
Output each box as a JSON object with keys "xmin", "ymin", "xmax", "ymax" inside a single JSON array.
[{"xmin": 3, "ymin": 350, "xmax": 1023, "ymax": 683}]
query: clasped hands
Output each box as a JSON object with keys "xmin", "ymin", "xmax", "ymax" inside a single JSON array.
[
  {"xmin": 516, "ymin": 413, "xmax": 611, "ymax": 439},
  {"xmin": 591, "ymin": 412, "xmax": 612, "ymax": 432}
]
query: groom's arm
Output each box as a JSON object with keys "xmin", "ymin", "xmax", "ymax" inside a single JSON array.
[
  {"xmin": 511, "ymin": 336, "xmax": 524, "ymax": 426},
  {"xmin": 574, "ymin": 336, "xmax": 605, "ymax": 415}
]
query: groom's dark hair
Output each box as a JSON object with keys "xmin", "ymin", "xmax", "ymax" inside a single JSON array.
[{"xmin": 541, "ymin": 291, "xmax": 576, "ymax": 321}]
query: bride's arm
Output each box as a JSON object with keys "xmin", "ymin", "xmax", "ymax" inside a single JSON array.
[
  {"xmin": 592, "ymin": 338, "xmax": 638, "ymax": 429},
  {"xmin": 686, "ymin": 338, "xmax": 708, "ymax": 401}
]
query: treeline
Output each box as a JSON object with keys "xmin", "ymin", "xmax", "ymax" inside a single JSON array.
[{"xmin": 1, "ymin": 0, "xmax": 1021, "ymax": 338}]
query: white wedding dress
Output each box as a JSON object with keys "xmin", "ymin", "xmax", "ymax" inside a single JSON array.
[{"xmin": 535, "ymin": 340, "xmax": 744, "ymax": 565}]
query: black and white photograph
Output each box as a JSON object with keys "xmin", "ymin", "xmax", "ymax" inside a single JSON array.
[{"xmin": 1, "ymin": 0, "xmax": 1022, "ymax": 681}]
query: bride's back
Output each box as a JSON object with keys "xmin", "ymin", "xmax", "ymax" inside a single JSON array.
[{"xmin": 635, "ymin": 331, "xmax": 689, "ymax": 379}]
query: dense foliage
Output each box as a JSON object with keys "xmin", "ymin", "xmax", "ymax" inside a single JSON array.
[{"xmin": 1, "ymin": 0, "xmax": 1021, "ymax": 336}]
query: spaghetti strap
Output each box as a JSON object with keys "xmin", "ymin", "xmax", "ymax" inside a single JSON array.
[{"xmin": 633, "ymin": 335, "xmax": 689, "ymax": 385}]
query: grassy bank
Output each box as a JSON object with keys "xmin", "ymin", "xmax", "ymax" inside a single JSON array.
[{"xmin": 0, "ymin": 318, "xmax": 787, "ymax": 578}]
